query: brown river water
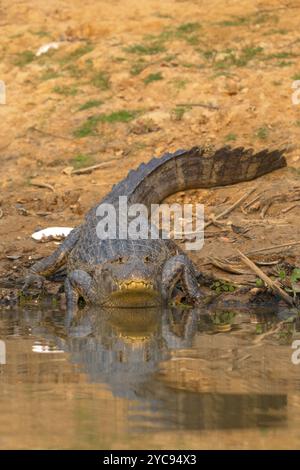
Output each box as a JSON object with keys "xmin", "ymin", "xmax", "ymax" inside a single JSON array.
[{"xmin": 0, "ymin": 303, "xmax": 300, "ymax": 449}]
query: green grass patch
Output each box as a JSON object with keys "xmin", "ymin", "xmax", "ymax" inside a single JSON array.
[
  {"xmin": 241, "ymin": 46, "xmax": 264, "ymax": 60},
  {"xmin": 143, "ymin": 72, "xmax": 163, "ymax": 84},
  {"xmin": 265, "ymin": 51, "xmax": 297, "ymax": 60},
  {"xmin": 99, "ymin": 110, "xmax": 139, "ymax": 123},
  {"xmin": 73, "ymin": 116, "xmax": 101, "ymax": 138},
  {"xmin": 218, "ymin": 12, "xmax": 277, "ymax": 27},
  {"xmin": 73, "ymin": 110, "xmax": 140, "ymax": 138},
  {"xmin": 14, "ymin": 50, "xmax": 35, "ymax": 67},
  {"xmin": 264, "ymin": 28, "xmax": 289, "ymax": 35},
  {"xmin": 201, "ymin": 49, "xmax": 216, "ymax": 60},
  {"xmin": 276, "ymin": 61, "xmax": 293, "ymax": 67},
  {"xmin": 78, "ymin": 99, "xmax": 103, "ymax": 111},
  {"xmin": 185, "ymin": 35, "xmax": 200, "ymax": 45},
  {"xmin": 113, "ymin": 56, "xmax": 126, "ymax": 63},
  {"xmin": 30, "ymin": 30, "xmax": 52, "ymax": 38},
  {"xmin": 130, "ymin": 60, "xmax": 147, "ymax": 76},
  {"xmin": 171, "ymin": 106, "xmax": 189, "ymax": 121},
  {"xmin": 71, "ymin": 153, "xmax": 95, "ymax": 169},
  {"xmin": 218, "ymin": 16, "xmax": 250, "ymax": 27},
  {"xmin": 163, "ymin": 54, "xmax": 178, "ymax": 62},
  {"xmin": 170, "ymin": 78, "xmax": 188, "ymax": 90},
  {"xmin": 176, "ymin": 22, "xmax": 201, "ymax": 35},
  {"xmin": 225, "ymin": 133, "xmax": 237, "ymax": 142},
  {"xmin": 260, "ymin": 52, "xmax": 297, "ymax": 68},
  {"xmin": 292, "ymin": 74, "xmax": 300, "ymax": 80},
  {"xmin": 91, "ymin": 71, "xmax": 111, "ymax": 90},
  {"xmin": 127, "ymin": 22, "xmax": 201, "ymax": 61},
  {"xmin": 52, "ymin": 85, "xmax": 78, "ymax": 96},
  {"xmin": 256, "ymin": 126, "xmax": 269, "ymax": 140},
  {"xmin": 181, "ymin": 62, "xmax": 196, "ymax": 68},
  {"xmin": 64, "ymin": 64, "xmax": 85, "ymax": 79},
  {"xmin": 40, "ymin": 69, "xmax": 60, "ymax": 81},
  {"xmin": 159, "ymin": 22, "xmax": 201, "ymax": 45},
  {"xmin": 58, "ymin": 44, "xmax": 94, "ymax": 65},
  {"xmin": 154, "ymin": 12, "xmax": 173, "ymax": 19},
  {"xmin": 85, "ymin": 58, "xmax": 94, "ymax": 67},
  {"xmin": 125, "ymin": 43, "xmax": 166, "ymax": 55},
  {"xmin": 214, "ymin": 46, "xmax": 264, "ymax": 69}
]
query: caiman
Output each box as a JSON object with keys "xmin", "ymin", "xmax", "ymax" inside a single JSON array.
[{"xmin": 24, "ymin": 146, "xmax": 286, "ymax": 312}]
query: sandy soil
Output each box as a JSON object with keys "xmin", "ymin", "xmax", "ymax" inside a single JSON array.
[{"xmin": 1, "ymin": 0, "xmax": 300, "ymax": 295}]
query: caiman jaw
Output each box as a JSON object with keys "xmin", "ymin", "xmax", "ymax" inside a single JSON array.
[
  {"xmin": 104, "ymin": 279, "xmax": 161, "ymax": 308},
  {"xmin": 119, "ymin": 280, "xmax": 154, "ymax": 291}
]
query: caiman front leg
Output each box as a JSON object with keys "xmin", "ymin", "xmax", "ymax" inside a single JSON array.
[
  {"xmin": 23, "ymin": 227, "xmax": 81, "ymax": 291},
  {"xmin": 161, "ymin": 255, "xmax": 204, "ymax": 305},
  {"xmin": 65, "ymin": 269, "xmax": 95, "ymax": 324}
]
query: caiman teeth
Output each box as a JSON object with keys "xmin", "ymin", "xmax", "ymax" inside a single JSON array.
[{"xmin": 119, "ymin": 280, "xmax": 154, "ymax": 290}]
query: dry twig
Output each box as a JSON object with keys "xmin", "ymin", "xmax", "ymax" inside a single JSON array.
[
  {"xmin": 237, "ymin": 249, "xmax": 295, "ymax": 307},
  {"xmin": 282, "ymin": 204, "xmax": 298, "ymax": 214},
  {"xmin": 176, "ymin": 102, "xmax": 219, "ymax": 110},
  {"xmin": 245, "ymin": 241, "xmax": 300, "ymax": 256},
  {"xmin": 30, "ymin": 182, "xmax": 55, "ymax": 192},
  {"xmin": 209, "ymin": 256, "xmax": 248, "ymax": 274},
  {"xmin": 205, "ymin": 187, "xmax": 256, "ymax": 228},
  {"xmin": 70, "ymin": 159, "xmax": 117, "ymax": 175}
]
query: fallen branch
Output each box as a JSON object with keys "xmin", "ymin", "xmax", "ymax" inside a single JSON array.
[
  {"xmin": 176, "ymin": 102, "xmax": 219, "ymax": 110},
  {"xmin": 209, "ymin": 256, "xmax": 248, "ymax": 274},
  {"xmin": 224, "ymin": 241, "xmax": 300, "ymax": 262},
  {"xmin": 205, "ymin": 187, "xmax": 256, "ymax": 228},
  {"xmin": 243, "ymin": 193, "xmax": 261, "ymax": 209},
  {"xmin": 30, "ymin": 182, "xmax": 55, "ymax": 192},
  {"xmin": 282, "ymin": 204, "xmax": 298, "ymax": 214},
  {"xmin": 255, "ymin": 259, "xmax": 280, "ymax": 266},
  {"xmin": 70, "ymin": 159, "xmax": 118, "ymax": 175},
  {"xmin": 237, "ymin": 249, "xmax": 295, "ymax": 308},
  {"xmin": 245, "ymin": 241, "xmax": 300, "ymax": 256}
]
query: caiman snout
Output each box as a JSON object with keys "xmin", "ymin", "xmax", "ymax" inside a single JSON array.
[{"xmin": 104, "ymin": 278, "xmax": 161, "ymax": 308}]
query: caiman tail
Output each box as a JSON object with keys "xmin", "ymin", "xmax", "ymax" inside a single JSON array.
[{"xmin": 105, "ymin": 146, "xmax": 286, "ymax": 207}]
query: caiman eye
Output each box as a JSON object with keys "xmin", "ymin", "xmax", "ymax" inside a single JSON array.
[
  {"xmin": 144, "ymin": 256, "xmax": 150, "ymax": 263},
  {"xmin": 117, "ymin": 257, "xmax": 124, "ymax": 264}
]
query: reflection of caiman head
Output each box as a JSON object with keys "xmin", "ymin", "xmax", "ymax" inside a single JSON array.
[
  {"xmin": 62, "ymin": 307, "xmax": 167, "ymax": 398},
  {"xmin": 61, "ymin": 306, "xmax": 198, "ymax": 399},
  {"xmin": 106, "ymin": 307, "xmax": 161, "ymax": 340},
  {"xmin": 93, "ymin": 254, "xmax": 163, "ymax": 308}
]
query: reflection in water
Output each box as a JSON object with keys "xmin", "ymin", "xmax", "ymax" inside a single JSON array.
[
  {"xmin": 45, "ymin": 307, "xmax": 198, "ymax": 399},
  {"xmin": 0, "ymin": 305, "xmax": 298, "ymax": 448},
  {"xmin": 34, "ymin": 308, "xmax": 197, "ymax": 399}
]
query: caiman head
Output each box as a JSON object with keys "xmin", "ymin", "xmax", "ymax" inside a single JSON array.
[{"xmin": 94, "ymin": 254, "xmax": 162, "ymax": 308}]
